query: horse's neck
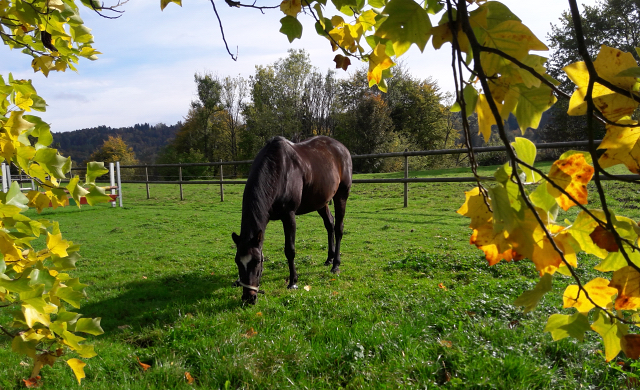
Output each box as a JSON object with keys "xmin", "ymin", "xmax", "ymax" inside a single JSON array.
[{"xmin": 240, "ymin": 177, "xmax": 276, "ymax": 238}]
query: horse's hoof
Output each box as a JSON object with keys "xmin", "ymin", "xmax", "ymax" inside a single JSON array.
[
  {"xmin": 287, "ymin": 284, "xmax": 298, "ymax": 290},
  {"xmin": 330, "ymin": 267, "xmax": 340, "ymax": 274},
  {"xmin": 324, "ymin": 259, "xmax": 333, "ymax": 266}
]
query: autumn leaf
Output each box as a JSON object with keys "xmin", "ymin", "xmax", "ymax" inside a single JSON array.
[
  {"xmin": 546, "ymin": 153, "xmax": 593, "ymax": 211},
  {"xmin": 456, "ymin": 187, "xmax": 492, "ymax": 229},
  {"xmin": 66, "ymin": 358, "xmax": 86, "ymax": 384},
  {"xmin": 185, "ymin": 371, "xmax": 195, "ymax": 384},
  {"xmin": 367, "ymin": 44, "xmax": 395, "ymax": 87},
  {"xmin": 333, "ymin": 54, "xmax": 351, "ymax": 71},
  {"xmin": 23, "ymin": 376, "xmax": 42, "ymax": 388},
  {"xmin": 280, "ymin": 0, "xmax": 301, "ymax": 17},
  {"xmin": 569, "ymin": 210, "xmax": 609, "ymax": 259},
  {"xmin": 622, "ymin": 334, "xmax": 640, "ymax": 359},
  {"xmin": 589, "ymin": 226, "xmax": 619, "ymax": 253},
  {"xmin": 598, "ymin": 121, "xmax": 640, "ymax": 174},
  {"xmin": 565, "ymin": 45, "xmax": 639, "ymax": 122},
  {"xmin": 375, "ymin": 0, "xmax": 431, "ymax": 57},
  {"xmin": 610, "ymin": 266, "xmax": 640, "ymax": 310},
  {"xmin": 591, "ymin": 309, "xmax": 628, "ymax": 362},
  {"xmin": 136, "ymin": 356, "xmax": 151, "ymax": 371},
  {"xmin": 476, "ymin": 94, "xmax": 502, "ymax": 142},
  {"xmin": 304, "ymin": 285, "xmax": 311, "ymax": 291},
  {"xmin": 563, "ymin": 277, "xmax": 617, "ymax": 313},
  {"xmin": 243, "ymin": 327, "xmax": 258, "ymax": 338}
]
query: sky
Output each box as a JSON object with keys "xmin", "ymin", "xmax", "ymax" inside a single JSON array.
[{"xmin": 2, "ymin": 0, "xmax": 599, "ymax": 133}]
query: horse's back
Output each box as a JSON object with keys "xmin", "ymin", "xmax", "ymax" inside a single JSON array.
[{"xmin": 293, "ymin": 136, "xmax": 352, "ymax": 186}]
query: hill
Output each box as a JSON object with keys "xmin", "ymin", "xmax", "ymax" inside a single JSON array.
[{"xmin": 53, "ymin": 122, "xmax": 181, "ymax": 166}]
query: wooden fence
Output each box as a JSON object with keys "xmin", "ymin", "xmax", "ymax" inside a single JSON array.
[{"xmin": 71, "ymin": 140, "xmax": 638, "ymax": 207}]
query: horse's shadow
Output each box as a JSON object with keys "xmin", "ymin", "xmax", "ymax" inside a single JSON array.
[{"xmin": 80, "ymin": 272, "xmax": 239, "ymax": 332}]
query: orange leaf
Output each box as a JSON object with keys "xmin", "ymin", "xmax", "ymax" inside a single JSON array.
[
  {"xmin": 610, "ymin": 266, "xmax": 640, "ymax": 310},
  {"xmin": 23, "ymin": 376, "xmax": 42, "ymax": 388},
  {"xmin": 469, "ymin": 223, "xmax": 522, "ymax": 266},
  {"xmin": 136, "ymin": 356, "xmax": 151, "ymax": 371},
  {"xmin": 590, "ymin": 226, "xmax": 619, "ymax": 252},
  {"xmin": 546, "ymin": 153, "xmax": 594, "ymax": 211},
  {"xmin": 304, "ymin": 285, "xmax": 311, "ymax": 291},
  {"xmin": 438, "ymin": 339, "xmax": 452, "ymax": 348},
  {"xmin": 185, "ymin": 372, "xmax": 195, "ymax": 385},
  {"xmin": 243, "ymin": 327, "xmax": 257, "ymax": 338},
  {"xmin": 438, "ymin": 283, "xmax": 447, "ymax": 290}
]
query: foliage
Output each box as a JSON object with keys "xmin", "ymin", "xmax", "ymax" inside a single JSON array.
[
  {"xmin": 54, "ymin": 123, "xmax": 181, "ymax": 166},
  {"xmin": 1, "ymin": 0, "xmax": 116, "ymax": 383},
  {"xmin": 235, "ymin": 0, "xmax": 640, "ymax": 363},
  {"xmin": 88, "ymin": 135, "xmax": 139, "ymax": 166}
]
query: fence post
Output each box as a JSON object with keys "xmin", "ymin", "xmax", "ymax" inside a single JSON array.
[
  {"xmin": 179, "ymin": 163, "xmax": 184, "ymax": 201},
  {"xmin": 145, "ymin": 165, "xmax": 150, "ymax": 199},
  {"xmin": 220, "ymin": 159, "xmax": 224, "ymax": 202},
  {"xmin": 404, "ymin": 148, "xmax": 408, "ymax": 208},
  {"xmin": 109, "ymin": 162, "xmax": 116, "ymax": 208},
  {"xmin": 116, "ymin": 161, "xmax": 123, "ymax": 208},
  {"xmin": 1, "ymin": 162, "xmax": 7, "ymax": 193}
]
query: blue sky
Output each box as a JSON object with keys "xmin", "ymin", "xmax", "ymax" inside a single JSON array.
[{"xmin": 2, "ymin": 0, "xmax": 597, "ymax": 133}]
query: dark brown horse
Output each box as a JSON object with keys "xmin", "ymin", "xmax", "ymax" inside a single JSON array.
[{"xmin": 231, "ymin": 136, "xmax": 352, "ymax": 304}]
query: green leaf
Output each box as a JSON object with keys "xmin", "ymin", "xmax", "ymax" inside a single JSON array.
[
  {"xmin": 595, "ymin": 248, "xmax": 640, "ymax": 272},
  {"xmin": 375, "ymin": 0, "xmax": 432, "ymax": 57},
  {"xmin": 514, "ymin": 84, "xmax": 557, "ymax": 131},
  {"xmin": 591, "ymin": 309, "xmax": 628, "ymax": 361},
  {"xmin": 368, "ymin": 0, "xmax": 385, "ymax": 8},
  {"xmin": 280, "ymin": 16, "xmax": 303, "ymax": 43},
  {"xmin": 5, "ymin": 182, "xmax": 30, "ymax": 212},
  {"xmin": 84, "ymin": 185, "xmax": 112, "ymax": 206},
  {"xmin": 530, "ymin": 182, "xmax": 557, "ymax": 214},
  {"xmin": 85, "ymin": 161, "xmax": 108, "ymax": 185},
  {"xmin": 511, "ymin": 137, "xmax": 538, "ymax": 182},
  {"xmin": 514, "ymin": 273, "xmax": 552, "ymax": 313},
  {"xmin": 33, "ymin": 149, "xmax": 71, "ymax": 179},
  {"xmin": 543, "ymin": 313, "xmax": 590, "ymax": 342},
  {"xmin": 75, "ymin": 317, "xmax": 104, "ymax": 335},
  {"xmin": 0, "ymin": 276, "xmax": 35, "ymax": 293},
  {"xmin": 56, "ymin": 286, "xmax": 84, "ymax": 308},
  {"xmin": 488, "ymin": 184, "xmax": 515, "ymax": 232},
  {"xmin": 615, "ymin": 66, "xmax": 640, "ymax": 78}
]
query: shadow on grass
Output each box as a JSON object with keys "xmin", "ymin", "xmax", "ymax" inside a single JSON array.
[{"xmin": 80, "ymin": 271, "xmax": 239, "ymax": 332}]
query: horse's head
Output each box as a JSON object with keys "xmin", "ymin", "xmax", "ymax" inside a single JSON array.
[{"xmin": 231, "ymin": 231, "xmax": 264, "ymax": 304}]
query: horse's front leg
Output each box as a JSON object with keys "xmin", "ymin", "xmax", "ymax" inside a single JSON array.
[{"xmin": 282, "ymin": 212, "xmax": 298, "ymax": 289}]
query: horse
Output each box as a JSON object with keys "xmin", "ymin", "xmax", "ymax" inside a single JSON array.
[{"xmin": 231, "ymin": 136, "xmax": 352, "ymax": 304}]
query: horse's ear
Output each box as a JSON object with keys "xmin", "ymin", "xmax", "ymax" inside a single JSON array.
[{"xmin": 231, "ymin": 232, "xmax": 240, "ymax": 246}]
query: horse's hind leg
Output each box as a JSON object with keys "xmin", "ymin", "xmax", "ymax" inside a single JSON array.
[
  {"xmin": 282, "ymin": 212, "xmax": 299, "ymax": 289},
  {"xmin": 331, "ymin": 184, "xmax": 349, "ymax": 274},
  {"xmin": 317, "ymin": 204, "xmax": 335, "ymax": 266}
]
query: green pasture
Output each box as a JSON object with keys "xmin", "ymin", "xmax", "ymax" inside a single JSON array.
[{"xmin": 1, "ymin": 163, "xmax": 639, "ymax": 389}]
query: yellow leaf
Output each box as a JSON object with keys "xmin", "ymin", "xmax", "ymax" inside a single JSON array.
[
  {"xmin": 610, "ymin": 266, "xmax": 640, "ymax": 310},
  {"xmin": 456, "ymin": 187, "xmax": 492, "ymax": 229},
  {"xmin": 469, "ymin": 222, "xmax": 521, "ymax": 266},
  {"xmin": 14, "ymin": 92, "xmax": 33, "ymax": 111},
  {"xmin": 563, "ymin": 278, "xmax": 617, "ymax": 313},
  {"xmin": 367, "ymin": 44, "xmax": 395, "ymax": 87},
  {"xmin": 280, "ymin": 0, "xmax": 301, "ymax": 17},
  {"xmin": 46, "ymin": 232, "xmax": 69, "ymax": 257},
  {"xmin": 565, "ymin": 46, "xmax": 639, "ymax": 122},
  {"xmin": 66, "ymin": 358, "xmax": 86, "ymax": 385},
  {"xmin": 22, "ymin": 304, "xmax": 51, "ymax": 327},
  {"xmin": 476, "ymin": 94, "xmax": 502, "ymax": 142},
  {"xmin": 598, "ymin": 120, "xmax": 640, "ymax": 174},
  {"xmin": 3, "ymin": 110, "xmax": 34, "ymax": 140},
  {"xmin": 546, "ymin": 153, "xmax": 594, "ymax": 211},
  {"xmin": 529, "ymin": 224, "xmax": 577, "ymax": 275}
]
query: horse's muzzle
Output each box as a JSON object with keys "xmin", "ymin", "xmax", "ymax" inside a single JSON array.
[{"xmin": 242, "ymin": 289, "xmax": 258, "ymax": 304}]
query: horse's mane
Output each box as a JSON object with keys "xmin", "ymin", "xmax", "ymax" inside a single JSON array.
[{"xmin": 240, "ymin": 137, "xmax": 298, "ymax": 241}]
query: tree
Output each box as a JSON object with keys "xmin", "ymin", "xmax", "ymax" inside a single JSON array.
[
  {"xmin": 1, "ymin": 0, "xmax": 117, "ymax": 384},
  {"xmin": 87, "ymin": 135, "xmax": 140, "ymax": 179}
]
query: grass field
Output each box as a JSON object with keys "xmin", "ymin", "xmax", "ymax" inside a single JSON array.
[{"xmin": 1, "ymin": 163, "xmax": 639, "ymax": 389}]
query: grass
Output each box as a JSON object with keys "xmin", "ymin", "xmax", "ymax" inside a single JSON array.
[{"xmin": 0, "ymin": 162, "xmax": 639, "ymax": 389}]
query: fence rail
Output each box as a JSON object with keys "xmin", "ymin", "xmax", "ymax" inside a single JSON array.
[{"xmin": 69, "ymin": 139, "xmax": 640, "ymax": 206}]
